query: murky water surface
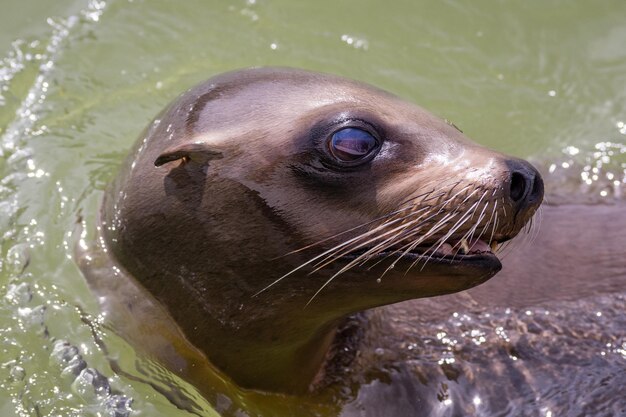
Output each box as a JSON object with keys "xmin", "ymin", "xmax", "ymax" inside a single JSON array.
[{"xmin": 1, "ymin": 1, "xmax": 624, "ymax": 416}]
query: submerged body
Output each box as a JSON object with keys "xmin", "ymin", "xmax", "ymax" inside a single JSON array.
[{"xmin": 77, "ymin": 67, "xmax": 553, "ymax": 412}]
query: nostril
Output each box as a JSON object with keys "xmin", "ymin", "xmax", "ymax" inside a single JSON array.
[
  {"xmin": 509, "ymin": 172, "xmax": 527, "ymax": 202},
  {"xmin": 505, "ymin": 159, "xmax": 544, "ymax": 208}
]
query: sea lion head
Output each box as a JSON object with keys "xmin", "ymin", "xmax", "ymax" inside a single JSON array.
[{"xmin": 102, "ymin": 67, "xmax": 543, "ymax": 392}]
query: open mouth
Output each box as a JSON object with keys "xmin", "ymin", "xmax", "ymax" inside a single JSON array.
[
  {"xmin": 419, "ymin": 238, "xmax": 499, "ymax": 260},
  {"xmin": 347, "ymin": 237, "xmax": 505, "ymax": 267}
]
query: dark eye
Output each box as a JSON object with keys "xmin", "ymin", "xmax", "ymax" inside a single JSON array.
[{"xmin": 329, "ymin": 128, "xmax": 379, "ymax": 162}]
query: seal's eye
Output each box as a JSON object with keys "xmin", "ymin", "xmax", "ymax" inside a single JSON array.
[{"xmin": 329, "ymin": 128, "xmax": 379, "ymax": 162}]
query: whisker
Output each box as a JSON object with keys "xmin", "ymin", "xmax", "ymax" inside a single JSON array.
[
  {"xmin": 314, "ymin": 207, "xmax": 448, "ymax": 276},
  {"xmin": 367, "ymin": 186, "xmax": 480, "ymax": 277},
  {"xmin": 413, "ymin": 196, "xmax": 485, "ymax": 271},
  {"xmin": 372, "ymin": 211, "xmax": 462, "ymax": 278},
  {"xmin": 260, "ymin": 176, "xmax": 538, "ymax": 303},
  {"xmin": 312, "ymin": 185, "xmax": 469, "ymax": 273},
  {"xmin": 397, "ymin": 188, "xmax": 446, "ymax": 210},
  {"xmin": 461, "ymin": 191, "xmax": 490, "ymax": 244},
  {"xmin": 304, "ymin": 211, "xmax": 453, "ymax": 305},
  {"xmin": 467, "ymin": 201, "xmax": 494, "ymax": 247},
  {"xmin": 489, "ymin": 212, "xmax": 499, "ymax": 248},
  {"xmin": 273, "ymin": 196, "xmax": 435, "ymax": 259},
  {"xmin": 481, "ymin": 200, "xmax": 499, "ymax": 244},
  {"xmin": 393, "ymin": 187, "xmax": 485, "ymax": 274},
  {"xmin": 307, "ymin": 206, "xmax": 436, "ymax": 273},
  {"xmin": 439, "ymin": 192, "xmax": 487, "ymax": 262},
  {"xmin": 393, "ymin": 213, "xmax": 462, "ymax": 276},
  {"xmin": 496, "ymin": 239, "xmax": 517, "ymax": 260},
  {"xmin": 312, "ymin": 185, "xmax": 474, "ymax": 283},
  {"xmin": 304, "ymin": 188, "xmax": 463, "ymax": 272},
  {"xmin": 525, "ymin": 206, "xmax": 542, "ymax": 248},
  {"xmin": 257, "ymin": 189, "xmax": 455, "ymax": 296},
  {"xmin": 252, "ymin": 224, "xmax": 388, "ymax": 296}
]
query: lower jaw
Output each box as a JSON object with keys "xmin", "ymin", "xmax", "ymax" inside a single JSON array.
[{"xmin": 380, "ymin": 250, "xmax": 501, "ymax": 268}]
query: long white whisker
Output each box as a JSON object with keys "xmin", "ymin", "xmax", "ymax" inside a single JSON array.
[
  {"xmin": 419, "ymin": 194, "xmax": 486, "ymax": 269},
  {"xmin": 275, "ymin": 198, "xmax": 435, "ymax": 259},
  {"xmin": 310, "ymin": 186, "xmax": 472, "ymax": 285},
  {"xmin": 256, "ymin": 190, "xmax": 452, "ymax": 296},
  {"xmin": 316, "ymin": 208, "xmax": 448, "ymax": 278},
  {"xmin": 489, "ymin": 212, "xmax": 499, "ymax": 250},
  {"xmin": 252, "ymin": 224, "xmax": 390, "ymax": 296},
  {"xmin": 373, "ymin": 211, "xmax": 462, "ymax": 278},
  {"xmin": 313, "ymin": 189, "xmax": 464, "ymax": 274},
  {"xmin": 458, "ymin": 192, "xmax": 490, "ymax": 248},
  {"xmin": 308, "ymin": 206, "xmax": 436, "ymax": 273}
]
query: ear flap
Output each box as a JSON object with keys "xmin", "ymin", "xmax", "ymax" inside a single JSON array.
[{"xmin": 154, "ymin": 142, "xmax": 222, "ymax": 167}]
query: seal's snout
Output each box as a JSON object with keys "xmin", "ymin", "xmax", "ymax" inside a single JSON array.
[{"xmin": 506, "ymin": 159, "xmax": 544, "ymax": 213}]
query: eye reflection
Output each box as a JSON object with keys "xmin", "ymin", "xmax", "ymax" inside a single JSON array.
[{"xmin": 330, "ymin": 128, "xmax": 378, "ymax": 162}]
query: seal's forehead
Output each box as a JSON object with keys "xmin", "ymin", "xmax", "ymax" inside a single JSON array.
[
  {"xmin": 188, "ymin": 68, "xmax": 409, "ymax": 130},
  {"xmin": 208, "ymin": 67, "xmax": 393, "ymax": 96},
  {"xmin": 214, "ymin": 72, "xmax": 387, "ymax": 105},
  {"xmin": 176, "ymin": 67, "xmax": 457, "ymax": 152}
]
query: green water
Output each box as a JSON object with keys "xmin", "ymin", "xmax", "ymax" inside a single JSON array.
[{"xmin": 1, "ymin": 0, "xmax": 625, "ymax": 416}]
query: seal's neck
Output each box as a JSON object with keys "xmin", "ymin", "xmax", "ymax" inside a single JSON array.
[
  {"xmin": 172, "ymin": 294, "xmax": 346, "ymax": 393},
  {"xmin": 224, "ymin": 319, "xmax": 339, "ymax": 393}
]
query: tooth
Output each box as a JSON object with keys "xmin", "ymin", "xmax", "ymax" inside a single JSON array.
[
  {"xmin": 439, "ymin": 243, "xmax": 454, "ymax": 255},
  {"xmin": 460, "ymin": 239, "xmax": 470, "ymax": 254},
  {"xmin": 490, "ymin": 241, "xmax": 499, "ymax": 252}
]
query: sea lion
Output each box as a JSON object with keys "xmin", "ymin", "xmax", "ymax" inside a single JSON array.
[{"xmin": 77, "ymin": 67, "xmax": 543, "ymax": 399}]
